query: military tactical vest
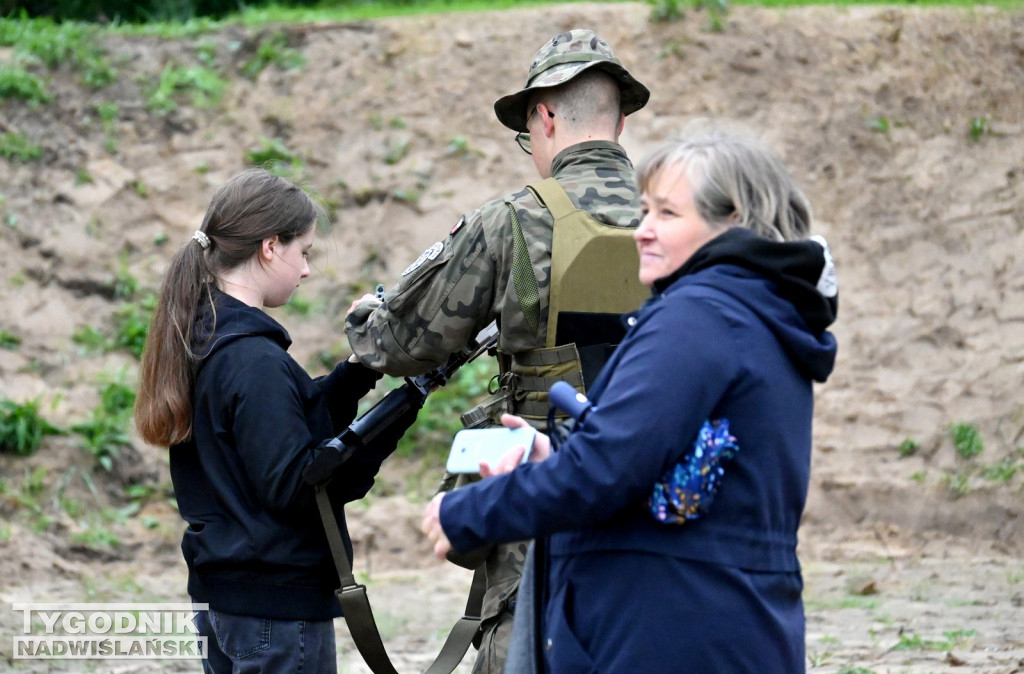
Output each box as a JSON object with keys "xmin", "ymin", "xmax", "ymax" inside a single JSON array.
[{"xmin": 498, "ymin": 177, "xmax": 648, "ymax": 420}]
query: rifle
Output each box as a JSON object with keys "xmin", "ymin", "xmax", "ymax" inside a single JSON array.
[
  {"xmin": 303, "ymin": 320, "xmax": 499, "ymax": 674},
  {"xmin": 303, "ymin": 320, "xmax": 499, "ymax": 487}
]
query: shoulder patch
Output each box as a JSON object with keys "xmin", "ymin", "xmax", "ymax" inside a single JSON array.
[
  {"xmin": 401, "ymin": 241, "xmax": 445, "ymax": 277},
  {"xmin": 450, "ymin": 216, "xmax": 465, "ymax": 237}
]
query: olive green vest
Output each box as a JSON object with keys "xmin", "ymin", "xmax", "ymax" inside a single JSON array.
[{"xmin": 497, "ymin": 178, "xmax": 648, "ymax": 420}]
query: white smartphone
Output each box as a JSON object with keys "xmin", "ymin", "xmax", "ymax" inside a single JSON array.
[{"xmin": 446, "ymin": 427, "xmax": 536, "ymax": 474}]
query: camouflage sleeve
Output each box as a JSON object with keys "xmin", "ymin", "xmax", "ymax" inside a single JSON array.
[{"xmin": 345, "ymin": 209, "xmax": 500, "ymax": 377}]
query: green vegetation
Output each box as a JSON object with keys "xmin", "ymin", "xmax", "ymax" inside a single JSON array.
[
  {"xmin": 0, "ymin": 132, "xmax": 43, "ymax": 162},
  {"xmin": 896, "ymin": 437, "xmax": 918, "ymax": 458},
  {"xmin": 950, "ymin": 422, "xmax": 983, "ymax": 459},
  {"xmin": 969, "ymin": 115, "xmax": 991, "ymax": 142},
  {"xmin": 146, "ymin": 63, "xmax": 227, "ymax": 113},
  {"xmin": 0, "ymin": 330, "xmax": 22, "ymax": 350},
  {"xmin": 648, "ymin": 0, "xmax": 729, "ymax": 29},
  {"xmin": 0, "ymin": 66, "xmax": 52, "ymax": 103},
  {"xmin": 868, "ymin": 116, "xmax": 891, "ymax": 136},
  {"xmin": 72, "ymin": 376, "xmax": 137, "ymax": 472},
  {"xmin": 0, "ymin": 16, "xmax": 115, "ymax": 89},
  {"xmin": 892, "ymin": 629, "xmax": 976, "ymax": 651},
  {"xmin": 0, "ymin": 398, "xmax": 63, "ymax": 456},
  {"xmin": 71, "ymin": 296, "xmax": 155, "ymax": 358},
  {"xmin": 96, "ymin": 101, "xmax": 120, "ymax": 153},
  {"xmin": 240, "ymin": 30, "xmax": 306, "ymax": 80},
  {"xmin": 244, "ymin": 137, "xmax": 306, "ymax": 179},
  {"xmin": 980, "ymin": 454, "xmax": 1021, "ymax": 481},
  {"xmin": 0, "ymin": 467, "xmax": 54, "ymax": 532},
  {"xmin": 384, "ymin": 136, "xmax": 412, "ymax": 165}
]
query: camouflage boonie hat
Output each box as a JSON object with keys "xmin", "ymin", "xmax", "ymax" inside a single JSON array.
[{"xmin": 494, "ymin": 29, "xmax": 650, "ymax": 132}]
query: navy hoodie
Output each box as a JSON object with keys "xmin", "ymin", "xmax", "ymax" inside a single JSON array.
[
  {"xmin": 441, "ymin": 227, "xmax": 838, "ymax": 571},
  {"xmin": 170, "ymin": 290, "xmax": 411, "ymax": 620}
]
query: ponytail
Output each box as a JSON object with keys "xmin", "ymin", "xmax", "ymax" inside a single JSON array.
[{"xmin": 134, "ymin": 239, "xmax": 213, "ymax": 446}]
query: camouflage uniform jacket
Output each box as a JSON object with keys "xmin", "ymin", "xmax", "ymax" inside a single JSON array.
[{"xmin": 346, "ymin": 140, "xmax": 641, "ymax": 375}]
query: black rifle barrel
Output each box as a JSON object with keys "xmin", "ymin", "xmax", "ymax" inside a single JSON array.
[{"xmin": 303, "ymin": 321, "xmax": 499, "ymax": 486}]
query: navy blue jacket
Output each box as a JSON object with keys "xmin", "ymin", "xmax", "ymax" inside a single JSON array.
[
  {"xmin": 441, "ymin": 229, "xmax": 838, "ymax": 672},
  {"xmin": 170, "ymin": 290, "xmax": 406, "ymax": 621}
]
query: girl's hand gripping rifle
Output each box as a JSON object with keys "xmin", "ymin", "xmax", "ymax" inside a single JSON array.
[{"xmin": 303, "ymin": 321, "xmax": 500, "ymax": 486}]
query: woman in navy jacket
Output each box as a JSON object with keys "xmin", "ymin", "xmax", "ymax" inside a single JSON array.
[
  {"xmin": 136, "ymin": 169, "xmax": 414, "ymax": 673},
  {"xmin": 422, "ymin": 132, "xmax": 838, "ymax": 673}
]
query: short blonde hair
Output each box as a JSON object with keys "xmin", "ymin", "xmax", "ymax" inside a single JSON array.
[{"xmin": 636, "ymin": 132, "xmax": 811, "ymax": 242}]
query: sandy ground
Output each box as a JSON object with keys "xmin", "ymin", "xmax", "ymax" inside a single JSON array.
[{"xmin": 1, "ymin": 2, "xmax": 1023, "ymax": 672}]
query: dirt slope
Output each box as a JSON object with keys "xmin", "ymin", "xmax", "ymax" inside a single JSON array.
[{"xmin": 1, "ymin": 3, "xmax": 1023, "ymax": 672}]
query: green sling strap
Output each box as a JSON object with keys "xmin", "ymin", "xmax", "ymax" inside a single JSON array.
[{"xmin": 315, "ymin": 484, "xmax": 485, "ymax": 674}]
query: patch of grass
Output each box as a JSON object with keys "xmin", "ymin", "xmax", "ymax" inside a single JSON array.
[
  {"xmin": 980, "ymin": 455, "xmax": 1020, "ymax": 482},
  {"xmin": 868, "ymin": 116, "xmax": 891, "ymax": 136},
  {"xmin": 897, "ymin": 437, "xmax": 918, "ymax": 458},
  {"xmin": 71, "ymin": 526, "xmax": 121, "ymax": 550},
  {"xmin": 245, "ymin": 137, "xmax": 306, "ymax": 179},
  {"xmin": 837, "ymin": 668, "xmax": 876, "ymax": 674},
  {"xmin": 943, "ymin": 469, "xmax": 971, "ymax": 499},
  {"xmin": 72, "ymin": 377, "xmax": 136, "ymax": 472},
  {"xmin": 950, "ymin": 422, "xmax": 983, "ymax": 459},
  {"xmin": 384, "ymin": 136, "xmax": 411, "ymax": 165},
  {"xmin": 240, "ymin": 30, "xmax": 305, "ymax": 80},
  {"xmin": 146, "ymin": 63, "xmax": 226, "ymax": 113},
  {"xmin": 0, "ymin": 132, "xmax": 42, "ymax": 162},
  {"xmin": 968, "ymin": 115, "xmax": 991, "ymax": 142},
  {"xmin": 0, "ymin": 330, "xmax": 22, "ymax": 350},
  {"xmin": 445, "ymin": 135, "xmax": 483, "ymax": 158},
  {"xmin": 72, "ymin": 325, "xmax": 108, "ymax": 354},
  {"xmin": 894, "ymin": 629, "xmax": 976, "ymax": 651},
  {"xmin": 0, "ymin": 398, "xmax": 63, "ymax": 457},
  {"xmin": 96, "ymin": 101, "xmax": 119, "ymax": 152},
  {"xmin": 0, "ymin": 16, "xmax": 115, "ymax": 89},
  {"xmin": 195, "ymin": 38, "xmax": 218, "ymax": 65},
  {"xmin": 649, "ymin": 0, "xmax": 687, "ymax": 21},
  {"xmin": 808, "ymin": 650, "xmax": 832, "ymax": 666},
  {"xmin": 113, "ymin": 293, "xmax": 156, "ymax": 358},
  {"xmin": 72, "ymin": 291, "xmax": 154, "ymax": 359},
  {"xmin": 0, "ymin": 66, "xmax": 52, "ymax": 104}
]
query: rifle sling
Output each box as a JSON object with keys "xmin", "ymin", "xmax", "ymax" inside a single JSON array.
[{"xmin": 315, "ymin": 484, "xmax": 484, "ymax": 674}]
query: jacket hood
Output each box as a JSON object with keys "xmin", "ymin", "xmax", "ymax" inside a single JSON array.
[
  {"xmin": 192, "ymin": 288, "xmax": 291, "ymax": 361},
  {"xmin": 655, "ymin": 227, "xmax": 838, "ymax": 382}
]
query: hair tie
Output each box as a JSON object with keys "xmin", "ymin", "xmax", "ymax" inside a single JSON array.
[{"xmin": 193, "ymin": 230, "xmax": 210, "ymax": 249}]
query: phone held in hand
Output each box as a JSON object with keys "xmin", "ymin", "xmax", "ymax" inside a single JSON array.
[{"xmin": 446, "ymin": 427, "xmax": 536, "ymax": 474}]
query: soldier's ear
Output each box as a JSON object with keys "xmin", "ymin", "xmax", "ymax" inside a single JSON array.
[{"xmin": 538, "ymin": 103, "xmax": 556, "ymax": 138}]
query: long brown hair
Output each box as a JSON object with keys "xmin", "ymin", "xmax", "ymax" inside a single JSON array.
[{"xmin": 134, "ymin": 169, "xmax": 326, "ymax": 447}]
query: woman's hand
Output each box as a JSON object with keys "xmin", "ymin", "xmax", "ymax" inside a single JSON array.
[
  {"xmin": 421, "ymin": 493, "xmax": 452, "ymax": 560},
  {"xmin": 478, "ymin": 414, "xmax": 552, "ymax": 477}
]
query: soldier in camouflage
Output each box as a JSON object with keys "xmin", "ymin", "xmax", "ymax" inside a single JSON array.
[{"xmin": 345, "ymin": 29, "xmax": 650, "ymax": 674}]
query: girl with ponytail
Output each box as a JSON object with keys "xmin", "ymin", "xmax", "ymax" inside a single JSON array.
[{"xmin": 136, "ymin": 168, "xmax": 414, "ymax": 673}]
